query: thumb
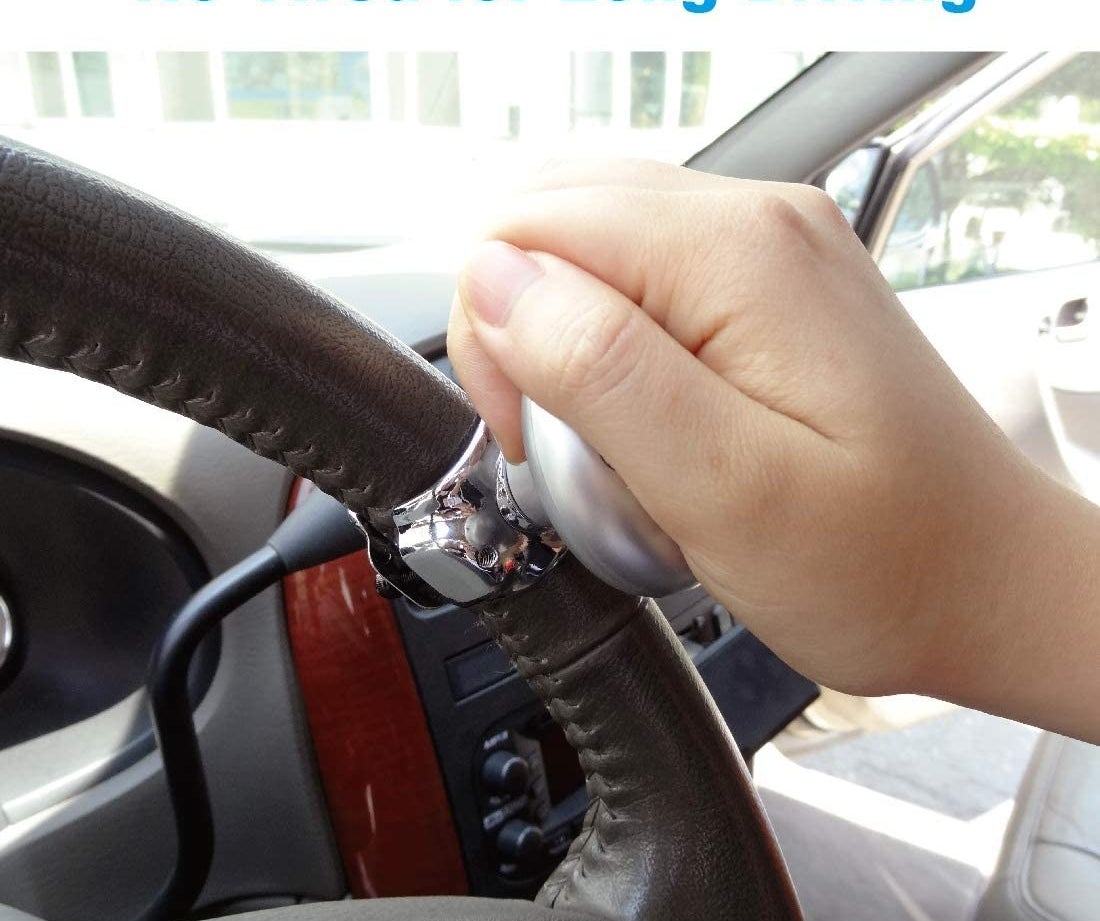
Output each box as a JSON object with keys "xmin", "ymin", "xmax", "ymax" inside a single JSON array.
[{"xmin": 451, "ymin": 240, "xmax": 766, "ymax": 536}]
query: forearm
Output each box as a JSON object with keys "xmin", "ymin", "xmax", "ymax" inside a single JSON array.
[{"xmin": 919, "ymin": 464, "xmax": 1100, "ymax": 744}]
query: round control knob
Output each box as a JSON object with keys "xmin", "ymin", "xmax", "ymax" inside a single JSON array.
[
  {"xmin": 496, "ymin": 820, "xmax": 544, "ymax": 864},
  {"xmin": 514, "ymin": 396, "xmax": 698, "ymax": 598},
  {"xmin": 481, "ymin": 751, "xmax": 530, "ymax": 796}
]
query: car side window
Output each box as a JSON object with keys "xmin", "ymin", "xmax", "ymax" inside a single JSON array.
[{"xmin": 881, "ymin": 53, "xmax": 1100, "ymax": 292}]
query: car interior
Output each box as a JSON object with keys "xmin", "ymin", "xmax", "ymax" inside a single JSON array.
[{"xmin": 0, "ymin": 50, "xmax": 1097, "ymax": 921}]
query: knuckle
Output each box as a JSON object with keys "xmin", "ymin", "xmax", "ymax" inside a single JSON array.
[
  {"xmin": 553, "ymin": 302, "xmax": 641, "ymax": 406},
  {"xmin": 750, "ymin": 191, "xmax": 815, "ymax": 243},
  {"xmin": 742, "ymin": 185, "xmax": 852, "ymax": 248},
  {"xmin": 798, "ymin": 184, "xmax": 852, "ymax": 231}
]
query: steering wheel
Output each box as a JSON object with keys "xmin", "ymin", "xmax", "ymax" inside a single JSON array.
[{"xmin": 0, "ymin": 139, "xmax": 802, "ymax": 921}]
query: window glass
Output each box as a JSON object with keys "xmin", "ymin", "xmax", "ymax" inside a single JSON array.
[
  {"xmin": 158, "ymin": 53, "xmax": 215, "ymax": 122},
  {"xmin": 570, "ymin": 52, "xmax": 613, "ymax": 129},
  {"xmin": 0, "ymin": 55, "xmax": 21, "ymax": 123},
  {"xmin": 631, "ymin": 52, "xmax": 665, "ymax": 129},
  {"xmin": 73, "ymin": 52, "xmax": 114, "ymax": 118},
  {"xmin": 387, "ymin": 52, "xmax": 406, "ymax": 122},
  {"xmin": 882, "ymin": 53, "xmax": 1100, "ymax": 291},
  {"xmin": 417, "ymin": 52, "xmax": 460, "ymax": 127},
  {"xmin": 224, "ymin": 52, "xmax": 370, "ymax": 120},
  {"xmin": 0, "ymin": 50, "xmax": 817, "ymax": 250},
  {"xmin": 679, "ymin": 52, "xmax": 711, "ymax": 128},
  {"xmin": 28, "ymin": 52, "xmax": 65, "ymax": 118}
]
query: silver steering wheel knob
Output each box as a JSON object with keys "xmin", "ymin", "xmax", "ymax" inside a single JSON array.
[{"xmin": 506, "ymin": 396, "xmax": 697, "ymax": 598}]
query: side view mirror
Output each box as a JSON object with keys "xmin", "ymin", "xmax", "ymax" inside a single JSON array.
[{"xmin": 823, "ymin": 146, "xmax": 885, "ymax": 228}]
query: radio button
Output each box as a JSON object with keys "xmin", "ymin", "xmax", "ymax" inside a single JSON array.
[
  {"xmin": 482, "ymin": 751, "xmax": 531, "ymax": 796},
  {"xmin": 497, "ymin": 820, "xmax": 544, "ymax": 864}
]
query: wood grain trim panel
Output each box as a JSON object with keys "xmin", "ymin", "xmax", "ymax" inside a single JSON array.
[{"xmin": 283, "ymin": 479, "xmax": 468, "ymax": 898}]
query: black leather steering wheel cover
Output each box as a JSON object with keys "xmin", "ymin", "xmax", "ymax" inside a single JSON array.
[
  {"xmin": 0, "ymin": 137, "xmax": 803, "ymax": 921},
  {"xmin": 0, "ymin": 138, "xmax": 476, "ymax": 514},
  {"xmin": 482, "ymin": 557, "xmax": 802, "ymax": 921}
]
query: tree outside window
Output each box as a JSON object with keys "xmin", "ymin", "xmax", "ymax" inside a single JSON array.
[
  {"xmin": 680, "ymin": 52, "xmax": 711, "ymax": 128},
  {"xmin": 631, "ymin": 52, "xmax": 666, "ymax": 129},
  {"xmin": 224, "ymin": 52, "xmax": 371, "ymax": 121},
  {"xmin": 882, "ymin": 54, "xmax": 1100, "ymax": 291}
]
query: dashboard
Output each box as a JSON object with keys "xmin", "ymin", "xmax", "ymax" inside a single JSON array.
[{"xmin": 0, "ymin": 259, "xmax": 816, "ymax": 920}]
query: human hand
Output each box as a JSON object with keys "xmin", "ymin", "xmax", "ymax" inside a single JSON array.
[{"xmin": 447, "ymin": 158, "xmax": 1100, "ymax": 734}]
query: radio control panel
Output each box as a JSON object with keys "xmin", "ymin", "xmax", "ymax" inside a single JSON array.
[{"xmin": 474, "ymin": 714, "xmax": 588, "ymax": 884}]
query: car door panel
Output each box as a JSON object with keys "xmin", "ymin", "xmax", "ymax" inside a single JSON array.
[{"xmin": 899, "ymin": 261, "xmax": 1100, "ymax": 488}]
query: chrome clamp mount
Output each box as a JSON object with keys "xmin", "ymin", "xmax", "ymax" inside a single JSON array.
[
  {"xmin": 363, "ymin": 399, "xmax": 697, "ymax": 609},
  {"xmin": 361, "ymin": 421, "xmax": 566, "ymax": 609}
]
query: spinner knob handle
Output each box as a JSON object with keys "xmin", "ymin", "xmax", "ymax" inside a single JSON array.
[{"xmin": 504, "ymin": 396, "xmax": 697, "ymax": 598}]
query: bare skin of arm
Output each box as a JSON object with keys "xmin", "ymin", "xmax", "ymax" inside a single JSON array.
[{"xmin": 447, "ymin": 158, "xmax": 1100, "ymax": 745}]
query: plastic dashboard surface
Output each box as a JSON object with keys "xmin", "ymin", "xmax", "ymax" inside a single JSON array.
[
  {"xmin": 0, "ymin": 262, "xmax": 460, "ymax": 921},
  {"xmin": 0, "ymin": 359, "xmax": 342, "ymax": 921}
]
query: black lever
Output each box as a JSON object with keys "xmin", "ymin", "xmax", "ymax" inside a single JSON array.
[{"xmin": 137, "ymin": 488, "xmax": 366, "ymax": 921}]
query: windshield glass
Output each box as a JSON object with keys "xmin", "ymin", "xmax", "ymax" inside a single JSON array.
[{"xmin": 0, "ymin": 51, "xmax": 818, "ymax": 252}]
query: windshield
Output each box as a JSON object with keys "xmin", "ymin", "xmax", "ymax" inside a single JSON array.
[{"xmin": 0, "ymin": 51, "xmax": 818, "ymax": 252}]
